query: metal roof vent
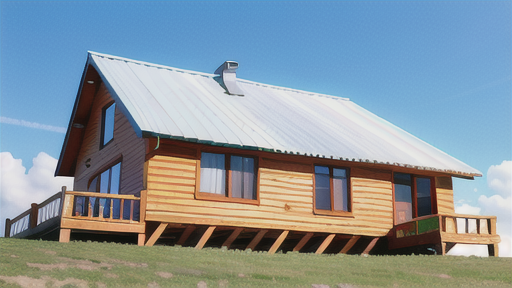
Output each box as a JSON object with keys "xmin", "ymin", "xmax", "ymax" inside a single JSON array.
[{"xmin": 214, "ymin": 61, "xmax": 244, "ymax": 96}]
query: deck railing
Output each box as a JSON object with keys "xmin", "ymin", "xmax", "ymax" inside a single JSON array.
[
  {"xmin": 5, "ymin": 187, "xmax": 146, "ymax": 239},
  {"xmin": 5, "ymin": 189, "xmax": 65, "ymax": 238},
  {"xmin": 61, "ymin": 191, "xmax": 143, "ymax": 223},
  {"xmin": 393, "ymin": 213, "xmax": 498, "ymax": 239}
]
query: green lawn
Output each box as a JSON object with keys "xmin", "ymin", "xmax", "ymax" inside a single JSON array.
[{"xmin": 0, "ymin": 238, "xmax": 510, "ymax": 287}]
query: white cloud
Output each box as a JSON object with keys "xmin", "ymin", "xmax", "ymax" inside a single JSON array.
[
  {"xmin": 0, "ymin": 116, "xmax": 66, "ymax": 133},
  {"xmin": 0, "ymin": 152, "xmax": 73, "ymax": 237},
  {"xmin": 450, "ymin": 161, "xmax": 512, "ymax": 257},
  {"xmin": 487, "ymin": 160, "xmax": 512, "ymax": 197}
]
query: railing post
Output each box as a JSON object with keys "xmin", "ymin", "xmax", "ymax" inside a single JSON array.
[
  {"xmin": 59, "ymin": 186, "xmax": 67, "ymax": 216},
  {"xmin": 30, "ymin": 203, "xmax": 38, "ymax": 229},
  {"xmin": 4, "ymin": 218, "xmax": 11, "ymax": 238},
  {"xmin": 140, "ymin": 190, "xmax": 147, "ymax": 222}
]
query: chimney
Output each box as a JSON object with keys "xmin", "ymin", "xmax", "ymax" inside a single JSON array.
[{"xmin": 214, "ymin": 61, "xmax": 244, "ymax": 96}]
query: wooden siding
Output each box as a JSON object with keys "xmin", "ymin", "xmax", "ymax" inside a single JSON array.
[
  {"xmin": 145, "ymin": 154, "xmax": 394, "ymax": 237},
  {"xmin": 73, "ymin": 83, "xmax": 146, "ymax": 195},
  {"xmin": 436, "ymin": 177, "xmax": 454, "ymax": 214}
]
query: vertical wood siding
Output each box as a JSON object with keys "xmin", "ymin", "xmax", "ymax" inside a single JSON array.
[
  {"xmin": 73, "ymin": 83, "xmax": 146, "ymax": 195},
  {"xmin": 145, "ymin": 154, "xmax": 394, "ymax": 237},
  {"xmin": 436, "ymin": 177, "xmax": 455, "ymax": 213}
]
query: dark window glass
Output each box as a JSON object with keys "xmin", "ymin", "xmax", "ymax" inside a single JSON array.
[
  {"xmin": 416, "ymin": 177, "xmax": 432, "ymax": 217},
  {"xmin": 89, "ymin": 162, "xmax": 122, "ymax": 219},
  {"xmin": 102, "ymin": 103, "xmax": 115, "ymax": 147},
  {"xmin": 231, "ymin": 156, "xmax": 255, "ymax": 199}
]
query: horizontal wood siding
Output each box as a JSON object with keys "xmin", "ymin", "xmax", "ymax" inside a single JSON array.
[
  {"xmin": 73, "ymin": 83, "xmax": 145, "ymax": 195},
  {"xmin": 436, "ymin": 177, "xmax": 454, "ymax": 213},
  {"xmin": 145, "ymin": 155, "xmax": 394, "ymax": 237}
]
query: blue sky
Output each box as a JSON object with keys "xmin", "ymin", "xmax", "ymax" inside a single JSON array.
[{"xmin": 1, "ymin": 1, "xmax": 511, "ymax": 254}]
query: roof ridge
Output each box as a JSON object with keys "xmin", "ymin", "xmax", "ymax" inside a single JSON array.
[{"xmin": 88, "ymin": 51, "xmax": 351, "ymax": 101}]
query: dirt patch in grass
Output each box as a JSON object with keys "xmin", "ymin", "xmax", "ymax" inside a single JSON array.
[
  {"xmin": 155, "ymin": 271, "xmax": 173, "ymax": 278},
  {"xmin": 0, "ymin": 275, "xmax": 89, "ymax": 288},
  {"xmin": 27, "ymin": 257, "xmax": 112, "ymax": 271}
]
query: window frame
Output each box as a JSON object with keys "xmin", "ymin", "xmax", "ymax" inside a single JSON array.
[
  {"xmin": 195, "ymin": 151, "xmax": 260, "ymax": 205},
  {"xmin": 392, "ymin": 172, "xmax": 437, "ymax": 225},
  {"xmin": 313, "ymin": 165, "xmax": 353, "ymax": 217},
  {"xmin": 100, "ymin": 101, "xmax": 116, "ymax": 149}
]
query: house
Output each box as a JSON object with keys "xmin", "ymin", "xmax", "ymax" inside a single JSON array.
[{"xmin": 5, "ymin": 51, "xmax": 500, "ymax": 256}]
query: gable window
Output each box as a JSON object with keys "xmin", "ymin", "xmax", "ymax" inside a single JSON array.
[
  {"xmin": 198, "ymin": 152, "xmax": 257, "ymax": 203},
  {"xmin": 394, "ymin": 173, "xmax": 434, "ymax": 224},
  {"xmin": 314, "ymin": 166, "xmax": 351, "ymax": 216},
  {"xmin": 101, "ymin": 102, "xmax": 116, "ymax": 148}
]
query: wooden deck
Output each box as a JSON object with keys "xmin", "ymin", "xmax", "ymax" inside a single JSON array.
[
  {"xmin": 387, "ymin": 214, "xmax": 500, "ymax": 256},
  {"xmin": 6, "ymin": 188, "xmax": 500, "ymax": 256}
]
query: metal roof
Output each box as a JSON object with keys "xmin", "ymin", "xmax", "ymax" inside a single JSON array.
[{"xmin": 87, "ymin": 51, "xmax": 481, "ymax": 178}]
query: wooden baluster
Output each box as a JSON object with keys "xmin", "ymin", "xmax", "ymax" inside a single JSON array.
[
  {"xmin": 88, "ymin": 197, "xmax": 92, "ymax": 218},
  {"xmin": 120, "ymin": 199, "xmax": 125, "ymax": 220},
  {"xmin": 465, "ymin": 218, "xmax": 469, "ymax": 234},
  {"xmin": 130, "ymin": 200, "xmax": 134, "ymax": 221}
]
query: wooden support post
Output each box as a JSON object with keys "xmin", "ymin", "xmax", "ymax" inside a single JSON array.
[
  {"xmin": 339, "ymin": 235, "xmax": 361, "ymax": 254},
  {"xmin": 316, "ymin": 234, "xmax": 336, "ymax": 254},
  {"xmin": 30, "ymin": 203, "xmax": 38, "ymax": 229},
  {"xmin": 488, "ymin": 244, "xmax": 499, "ymax": 257},
  {"xmin": 137, "ymin": 234, "xmax": 145, "ymax": 246},
  {"xmin": 465, "ymin": 218, "xmax": 469, "ymax": 234},
  {"xmin": 489, "ymin": 218, "xmax": 497, "ymax": 235},
  {"xmin": 293, "ymin": 232, "xmax": 313, "ymax": 252},
  {"xmin": 176, "ymin": 225, "xmax": 196, "ymax": 245},
  {"xmin": 195, "ymin": 226, "xmax": 216, "ymax": 250},
  {"xmin": 246, "ymin": 229, "xmax": 268, "ymax": 251},
  {"xmin": 268, "ymin": 230, "xmax": 289, "ymax": 255},
  {"xmin": 59, "ymin": 228, "xmax": 71, "ymax": 243},
  {"xmin": 139, "ymin": 190, "xmax": 147, "ymax": 222},
  {"xmin": 222, "ymin": 228, "xmax": 243, "ymax": 249},
  {"xmin": 4, "ymin": 218, "xmax": 11, "ymax": 238},
  {"xmin": 145, "ymin": 223, "xmax": 168, "ymax": 247},
  {"xmin": 361, "ymin": 237, "xmax": 379, "ymax": 256}
]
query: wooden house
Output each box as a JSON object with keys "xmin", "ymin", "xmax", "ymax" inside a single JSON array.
[{"xmin": 5, "ymin": 52, "xmax": 500, "ymax": 256}]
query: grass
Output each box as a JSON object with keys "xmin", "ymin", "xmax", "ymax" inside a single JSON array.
[{"xmin": 0, "ymin": 237, "xmax": 511, "ymax": 287}]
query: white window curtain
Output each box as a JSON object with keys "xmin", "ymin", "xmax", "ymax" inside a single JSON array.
[
  {"xmin": 200, "ymin": 152, "xmax": 226, "ymax": 195},
  {"xmin": 231, "ymin": 156, "xmax": 255, "ymax": 199}
]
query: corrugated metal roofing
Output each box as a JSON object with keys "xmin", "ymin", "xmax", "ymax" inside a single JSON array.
[{"xmin": 88, "ymin": 51, "xmax": 481, "ymax": 178}]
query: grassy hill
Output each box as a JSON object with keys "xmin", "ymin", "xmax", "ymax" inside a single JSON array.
[{"xmin": 0, "ymin": 238, "xmax": 510, "ymax": 287}]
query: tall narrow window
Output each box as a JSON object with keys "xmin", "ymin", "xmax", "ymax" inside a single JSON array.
[
  {"xmin": 88, "ymin": 162, "xmax": 122, "ymax": 219},
  {"xmin": 314, "ymin": 166, "xmax": 350, "ymax": 215},
  {"xmin": 198, "ymin": 152, "xmax": 257, "ymax": 202},
  {"xmin": 101, "ymin": 102, "xmax": 115, "ymax": 148},
  {"xmin": 393, "ymin": 173, "xmax": 434, "ymax": 224}
]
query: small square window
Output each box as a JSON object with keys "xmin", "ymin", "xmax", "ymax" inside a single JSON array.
[
  {"xmin": 314, "ymin": 165, "xmax": 351, "ymax": 216},
  {"xmin": 198, "ymin": 152, "xmax": 258, "ymax": 203}
]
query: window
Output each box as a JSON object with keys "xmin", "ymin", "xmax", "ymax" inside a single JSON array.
[
  {"xmin": 394, "ymin": 173, "xmax": 434, "ymax": 224},
  {"xmin": 314, "ymin": 166, "xmax": 351, "ymax": 215},
  {"xmin": 198, "ymin": 152, "xmax": 257, "ymax": 202},
  {"xmin": 74, "ymin": 162, "xmax": 122, "ymax": 218},
  {"xmin": 101, "ymin": 102, "xmax": 115, "ymax": 148}
]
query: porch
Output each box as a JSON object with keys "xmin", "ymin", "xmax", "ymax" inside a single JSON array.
[{"xmin": 387, "ymin": 214, "xmax": 500, "ymax": 256}]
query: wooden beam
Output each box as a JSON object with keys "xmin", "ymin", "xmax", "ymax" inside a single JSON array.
[
  {"xmin": 176, "ymin": 225, "xmax": 196, "ymax": 245},
  {"xmin": 4, "ymin": 218, "xmax": 11, "ymax": 238},
  {"xmin": 268, "ymin": 230, "xmax": 289, "ymax": 255},
  {"xmin": 59, "ymin": 228, "xmax": 71, "ymax": 243},
  {"xmin": 293, "ymin": 232, "xmax": 313, "ymax": 252},
  {"xmin": 361, "ymin": 237, "xmax": 379, "ymax": 256},
  {"xmin": 339, "ymin": 235, "xmax": 361, "ymax": 254},
  {"xmin": 137, "ymin": 234, "xmax": 145, "ymax": 246},
  {"xmin": 488, "ymin": 243, "xmax": 499, "ymax": 257},
  {"xmin": 195, "ymin": 226, "xmax": 216, "ymax": 250},
  {"xmin": 222, "ymin": 228, "xmax": 243, "ymax": 249},
  {"xmin": 145, "ymin": 223, "xmax": 168, "ymax": 247},
  {"xmin": 246, "ymin": 229, "xmax": 268, "ymax": 251},
  {"xmin": 315, "ymin": 234, "xmax": 336, "ymax": 254}
]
